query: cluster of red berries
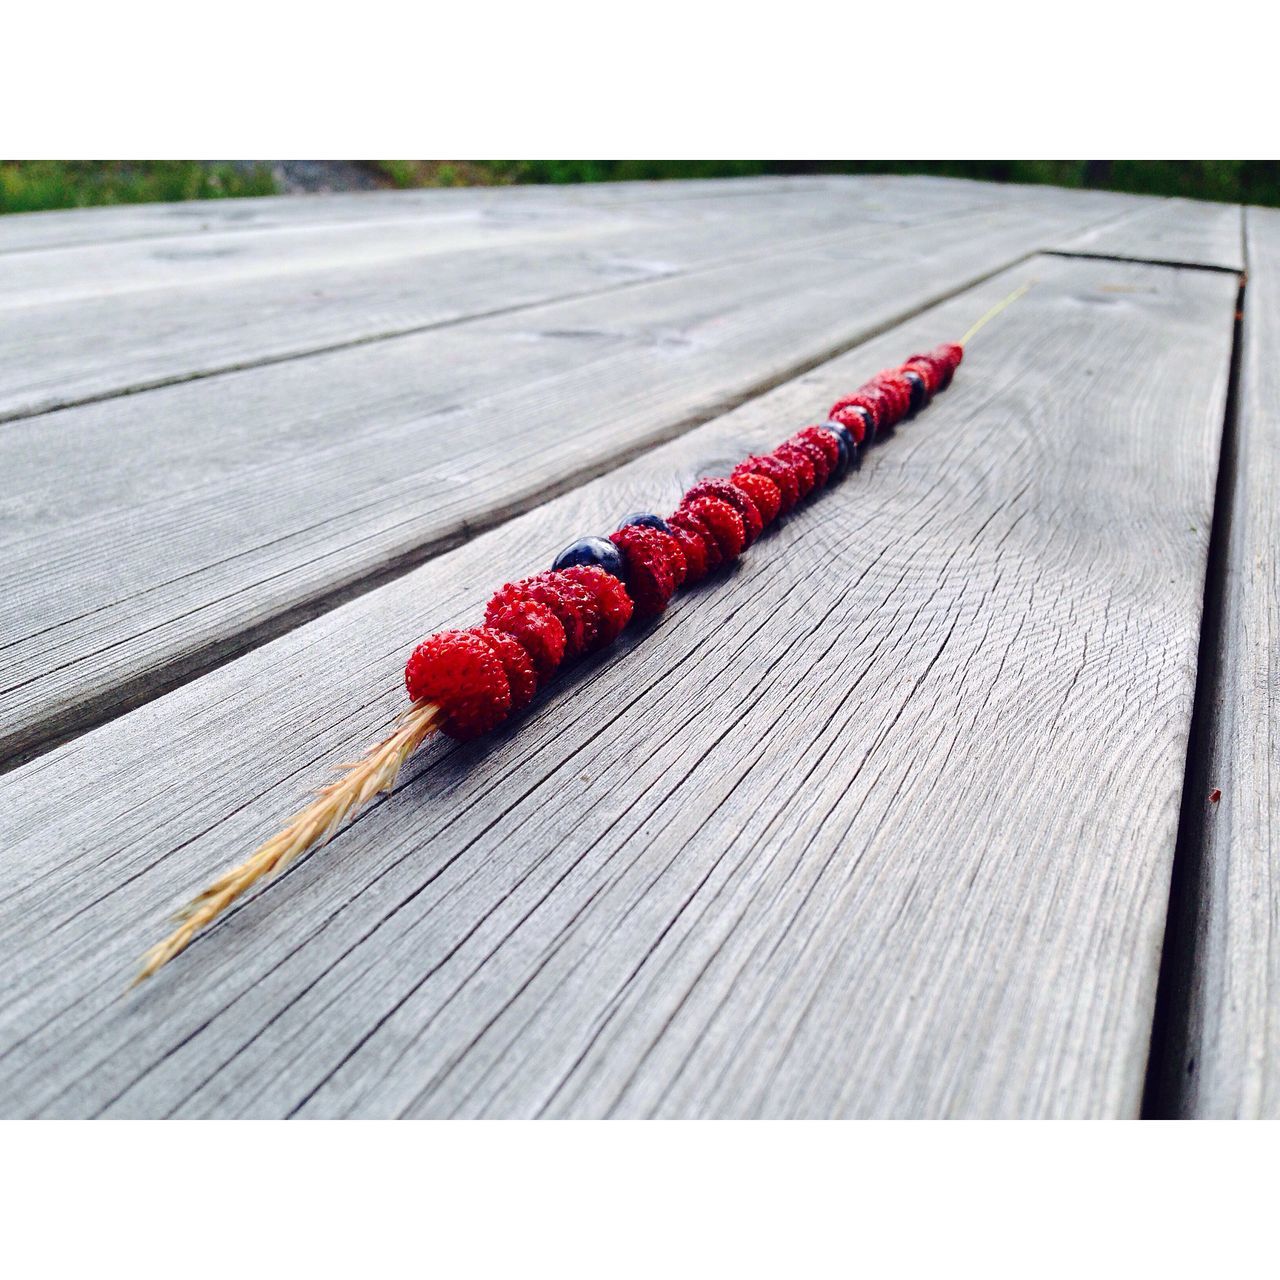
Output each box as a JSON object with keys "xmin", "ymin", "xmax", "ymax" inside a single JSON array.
[{"xmin": 404, "ymin": 343, "xmax": 964, "ymax": 739}]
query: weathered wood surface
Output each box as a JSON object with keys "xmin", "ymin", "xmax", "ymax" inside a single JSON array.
[
  {"xmin": 0, "ymin": 197, "xmax": 1121, "ymax": 767},
  {"xmin": 0, "ymin": 173, "xmax": 1129, "ymax": 256},
  {"xmin": 1055, "ymin": 196, "xmax": 1244, "ymax": 271},
  {"xmin": 1, "ymin": 176, "xmax": 1138, "ymax": 426},
  {"xmin": 0, "ymin": 179, "xmax": 1043, "ymax": 422},
  {"xmin": 0, "ymin": 253, "xmax": 1235, "ymax": 1118},
  {"xmin": 1, "ymin": 178, "xmax": 1000, "ymax": 308},
  {"xmin": 0, "ymin": 177, "xmax": 847, "ymax": 255},
  {"xmin": 1157, "ymin": 205, "xmax": 1280, "ymax": 1117}
]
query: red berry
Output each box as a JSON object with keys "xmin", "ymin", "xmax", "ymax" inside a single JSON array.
[
  {"xmin": 728, "ymin": 469, "xmax": 780, "ymax": 525},
  {"xmin": 794, "ymin": 426, "xmax": 840, "ymax": 477},
  {"xmin": 668, "ymin": 506, "xmax": 723, "ymax": 571},
  {"xmin": 855, "ymin": 383, "xmax": 893, "ymax": 434},
  {"xmin": 830, "ymin": 404, "xmax": 869, "ymax": 444},
  {"xmin": 910, "ymin": 345, "xmax": 961, "ymax": 392},
  {"xmin": 786, "ymin": 432, "xmax": 832, "ymax": 487},
  {"xmin": 652, "ymin": 527, "xmax": 688, "ymax": 587},
  {"xmin": 935, "ymin": 341, "xmax": 963, "ymax": 370},
  {"xmin": 557, "ymin": 564, "xmax": 634, "ymax": 646},
  {"xmin": 547, "ymin": 569, "xmax": 605, "ymax": 652},
  {"xmin": 903, "ymin": 356, "xmax": 942, "ymax": 394},
  {"xmin": 483, "ymin": 597, "xmax": 566, "ymax": 681},
  {"xmin": 665, "ymin": 521, "xmax": 709, "ymax": 584},
  {"xmin": 734, "ymin": 454, "xmax": 798, "ymax": 513},
  {"xmin": 486, "ymin": 572, "xmax": 595, "ymax": 659},
  {"xmin": 683, "ymin": 495, "xmax": 745, "ymax": 560},
  {"xmin": 681, "ymin": 478, "xmax": 762, "ymax": 546},
  {"xmin": 611, "ymin": 524, "xmax": 678, "ymax": 618},
  {"xmin": 773, "ymin": 442, "xmax": 816, "ymax": 498},
  {"xmin": 468, "ymin": 626, "xmax": 537, "ymax": 712},
  {"xmin": 869, "ymin": 372, "xmax": 912, "ymax": 425},
  {"xmin": 404, "ymin": 629, "xmax": 511, "ymax": 741},
  {"xmin": 931, "ymin": 342, "xmax": 963, "ymax": 388},
  {"xmin": 828, "ymin": 395, "xmax": 877, "ymax": 443}
]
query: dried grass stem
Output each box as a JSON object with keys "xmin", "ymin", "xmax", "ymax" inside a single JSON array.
[{"xmin": 135, "ymin": 699, "xmax": 442, "ymax": 984}]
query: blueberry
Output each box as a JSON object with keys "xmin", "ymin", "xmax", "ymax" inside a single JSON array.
[
  {"xmin": 618, "ymin": 512, "xmax": 670, "ymax": 533},
  {"xmin": 849, "ymin": 404, "xmax": 877, "ymax": 443},
  {"xmin": 903, "ymin": 370, "xmax": 927, "ymax": 416},
  {"xmin": 819, "ymin": 421, "xmax": 854, "ymax": 478},
  {"xmin": 552, "ymin": 535, "xmax": 625, "ymax": 579}
]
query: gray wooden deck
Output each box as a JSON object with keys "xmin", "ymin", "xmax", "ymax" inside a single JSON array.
[{"xmin": 0, "ymin": 176, "xmax": 1271, "ymax": 1118}]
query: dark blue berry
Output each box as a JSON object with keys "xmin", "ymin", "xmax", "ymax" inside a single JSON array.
[
  {"xmin": 903, "ymin": 370, "xmax": 927, "ymax": 416},
  {"xmin": 819, "ymin": 421, "xmax": 853, "ymax": 478},
  {"xmin": 552, "ymin": 535, "xmax": 625, "ymax": 580},
  {"xmin": 618, "ymin": 512, "xmax": 670, "ymax": 534},
  {"xmin": 850, "ymin": 404, "xmax": 876, "ymax": 443}
]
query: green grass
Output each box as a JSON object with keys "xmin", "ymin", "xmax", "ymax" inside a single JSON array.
[
  {"xmin": 378, "ymin": 160, "xmax": 1280, "ymax": 207},
  {"xmin": 0, "ymin": 161, "xmax": 277, "ymax": 215},
  {"xmin": 8, "ymin": 161, "xmax": 1280, "ymax": 217}
]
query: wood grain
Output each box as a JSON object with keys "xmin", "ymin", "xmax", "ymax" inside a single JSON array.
[
  {"xmin": 0, "ymin": 173, "xmax": 1129, "ymax": 257},
  {"xmin": 0, "ymin": 175, "xmax": 854, "ymax": 255},
  {"xmin": 0, "ymin": 199, "xmax": 1114, "ymax": 766},
  {"xmin": 1, "ymin": 179, "xmax": 988, "ymax": 309},
  {"xmin": 0, "ymin": 254, "xmax": 1235, "ymax": 1118},
  {"xmin": 1055, "ymin": 197, "xmax": 1244, "ymax": 271},
  {"xmin": 0, "ymin": 180, "xmax": 1024, "ymax": 422},
  {"xmin": 1161, "ymin": 205, "xmax": 1280, "ymax": 1116}
]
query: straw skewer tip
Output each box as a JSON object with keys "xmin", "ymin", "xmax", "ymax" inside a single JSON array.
[
  {"xmin": 133, "ymin": 280, "xmax": 1038, "ymax": 989},
  {"xmin": 958, "ymin": 279, "xmax": 1035, "ymax": 348},
  {"xmin": 133, "ymin": 698, "xmax": 443, "ymax": 986}
]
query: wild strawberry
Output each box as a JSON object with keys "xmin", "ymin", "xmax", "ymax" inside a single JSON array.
[
  {"xmin": 734, "ymin": 454, "xmax": 799, "ymax": 513},
  {"xmin": 484, "ymin": 596, "xmax": 566, "ymax": 681},
  {"xmin": 727, "ymin": 469, "xmax": 781, "ymax": 526},
  {"xmin": 785, "ymin": 432, "xmax": 832, "ymax": 487},
  {"xmin": 611, "ymin": 524, "xmax": 678, "ymax": 618},
  {"xmin": 682, "ymin": 495, "xmax": 745, "ymax": 560},
  {"xmin": 668, "ymin": 506, "xmax": 723, "ymax": 571},
  {"xmin": 681, "ymin": 478, "xmax": 763, "ymax": 546},
  {"xmin": 468, "ymin": 626, "xmax": 538, "ymax": 713},
  {"xmin": 404, "ymin": 629, "xmax": 511, "ymax": 741},
  {"xmin": 557, "ymin": 564, "xmax": 634, "ymax": 647},
  {"xmin": 665, "ymin": 520, "xmax": 709, "ymax": 584},
  {"xmin": 794, "ymin": 426, "xmax": 840, "ymax": 476},
  {"xmin": 772, "ymin": 442, "xmax": 816, "ymax": 498},
  {"xmin": 486, "ymin": 572, "xmax": 596, "ymax": 659},
  {"xmin": 828, "ymin": 396, "xmax": 876, "ymax": 444}
]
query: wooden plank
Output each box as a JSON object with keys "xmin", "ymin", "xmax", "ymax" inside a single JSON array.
[
  {"xmin": 0, "ymin": 254, "xmax": 1235, "ymax": 1118},
  {"xmin": 1157, "ymin": 206, "xmax": 1280, "ymax": 1117},
  {"xmin": 0, "ymin": 173, "xmax": 1129, "ymax": 257},
  {"xmin": 2, "ymin": 202, "xmax": 632, "ymax": 309},
  {"xmin": 4, "ymin": 181, "xmax": 944, "ymax": 309},
  {"xmin": 0, "ymin": 200, "xmax": 1116, "ymax": 766},
  {"xmin": 0, "ymin": 175, "xmax": 854, "ymax": 255},
  {"xmin": 0, "ymin": 183, "xmax": 1016, "ymax": 422},
  {"xmin": 1054, "ymin": 197, "xmax": 1244, "ymax": 271}
]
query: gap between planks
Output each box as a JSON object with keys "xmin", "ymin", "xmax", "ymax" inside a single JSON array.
[
  {"xmin": 2, "ymin": 185, "xmax": 947, "ymax": 424},
  {"xmin": 0, "ymin": 200, "xmax": 1231, "ymax": 772},
  {"xmin": 1140, "ymin": 271, "xmax": 1246, "ymax": 1118},
  {"xmin": 1043, "ymin": 250, "xmax": 1244, "ymax": 277},
  {"xmin": 0, "ymin": 247, "xmax": 1049, "ymax": 774},
  {"xmin": 1138, "ymin": 205, "xmax": 1280, "ymax": 1118},
  {"xmin": 0, "ymin": 253, "xmax": 1238, "ymax": 1118}
]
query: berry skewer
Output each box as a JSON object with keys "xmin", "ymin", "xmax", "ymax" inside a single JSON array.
[{"xmin": 136, "ymin": 283, "xmax": 1031, "ymax": 984}]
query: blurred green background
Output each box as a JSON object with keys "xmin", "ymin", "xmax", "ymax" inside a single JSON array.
[{"xmin": 4, "ymin": 160, "xmax": 1278, "ymax": 215}]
